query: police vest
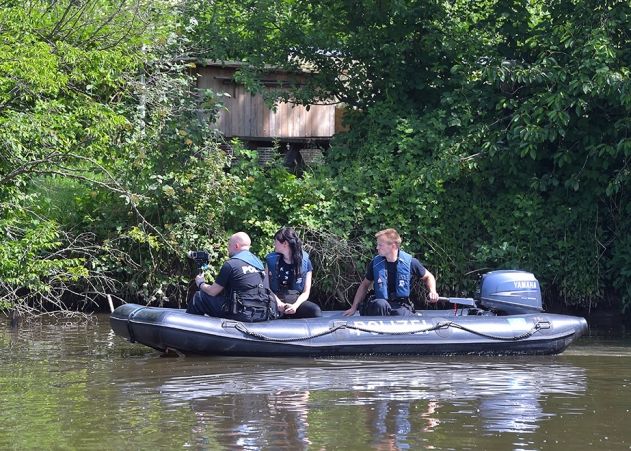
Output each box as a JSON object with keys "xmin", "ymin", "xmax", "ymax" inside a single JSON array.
[
  {"xmin": 229, "ymin": 250, "xmax": 268, "ymax": 305},
  {"xmin": 265, "ymin": 251, "xmax": 311, "ymax": 293},
  {"xmin": 231, "ymin": 250, "xmax": 264, "ymax": 271},
  {"xmin": 372, "ymin": 250, "xmax": 413, "ymax": 300}
]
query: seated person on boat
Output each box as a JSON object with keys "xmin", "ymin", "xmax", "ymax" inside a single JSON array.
[
  {"xmin": 344, "ymin": 228, "xmax": 440, "ymax": 317},
  {"xmin": 187, "ymin": 232, "xmax": 285, "ymax": 322},
  {"xmin": 265, "ymin": 226, "xmax": 322, "ymax": 319}
]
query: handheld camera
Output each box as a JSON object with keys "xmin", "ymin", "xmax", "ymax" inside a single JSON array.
[{"xmin": 187, "ymin": 250, "xmax": 210, "ymax": 273}]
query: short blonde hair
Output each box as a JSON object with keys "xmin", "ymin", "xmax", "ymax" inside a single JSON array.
[{"xmin": 375, "ymin": 228, "xmax": 402, "ymax": 247}]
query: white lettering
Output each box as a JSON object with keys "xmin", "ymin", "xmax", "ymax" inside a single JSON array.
[
  {"xmin": 350, "ymin": 319, "xmax": 429, "ymax": 336},
  {"xmin": 242, "ymin": 265, "xmax": 259, "ymax": 274},
  {"xmin": 513, "ymin": 281, "xmax": 537, "ymax": 289}
]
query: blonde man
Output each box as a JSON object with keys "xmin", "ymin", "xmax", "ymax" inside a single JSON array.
[{"xmin": 343, "ymin": 228, "xmax": 439, "ymax": 316}]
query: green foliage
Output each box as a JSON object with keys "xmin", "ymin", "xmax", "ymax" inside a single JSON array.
[
  {"xmin": 188, "ymin": 0, "xmax": 451, "ymax": 109},
  {"xmin": 188, "ymin": 0, "xmax": 630, "ymax": 311},
  {"xmin": 0, "ymin": 1, "xmax": 214, "ymax": 311},
  {"xmin": 610, "ymin": 203, "xmax": 631, "ymax": 313},
  {"xmin": 2, "ymin": 0, "xmax": 630, "ymax": 313},
  {"xmin": 225, "ymin": 141, "xmax": 334, "ymax": 251},
  {"xmin": 322, "ymin": 108, "xmax": 452, "ymax": 267},
  {"xmin": 0, "ymin": 205, "xmax": 88, "ymax": 310}
]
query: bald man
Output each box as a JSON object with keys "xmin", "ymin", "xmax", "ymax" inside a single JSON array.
[{"xmin": 187, "ymin": 232, "xmax": 286, "ymax": 322}]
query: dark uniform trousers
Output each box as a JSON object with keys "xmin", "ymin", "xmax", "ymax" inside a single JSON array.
[
  {"xmin": 277, "ymin": 290, "xmax": 322, "ymax": 319},
  {"xmin": 361, "ymin": 298, "xmax": 414, "ymax": 316},
  {"xmin": 186, "ymin": 291, "xmax": 273, "ymax": 322}
]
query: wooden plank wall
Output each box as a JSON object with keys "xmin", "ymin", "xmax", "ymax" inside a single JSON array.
[{"xmin": 196, "ymin": 66, "xmax": 336, "ymax": 139}]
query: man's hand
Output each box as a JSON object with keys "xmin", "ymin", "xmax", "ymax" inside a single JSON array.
[
  {"xmin": 344, "ymin": 278, "xmax": 370, "ymax": 317},
  {"xmin": 195, "ymin": 274, "xmax": 205, "ymax": 288},
  {"xmin": 422, "ymin": 271, "xmax": 439, "ymax": 303}
]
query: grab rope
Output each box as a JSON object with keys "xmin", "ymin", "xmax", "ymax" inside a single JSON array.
[
  {"xmin": 443, "ymin": 321, "xmax": 550, "ymax": 341},
  {"xmin": 230, "ymin": 320, "xmax": 549, "ymax": 343}
]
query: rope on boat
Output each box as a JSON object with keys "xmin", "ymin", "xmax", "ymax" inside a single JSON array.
[
  {"xmin": 231, "ymin": 320, "xmax": 549, "ymax": 343},
  {"xmin": 442, "ymin": 321, "xmax": 550, "ymax": 341}
]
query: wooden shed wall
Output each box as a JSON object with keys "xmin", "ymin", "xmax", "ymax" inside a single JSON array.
[{"xmin": 197, "ymin": 66, "xmax": 336, "ymax": 140}]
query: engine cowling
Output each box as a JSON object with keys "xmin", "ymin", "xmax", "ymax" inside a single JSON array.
[{"xmin": 479, "ymin": 270, "xmax": 543, "ymax": 314}]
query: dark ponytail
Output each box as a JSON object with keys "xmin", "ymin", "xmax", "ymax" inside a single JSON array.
[{"xmin": 274, "ymin": 227, "xmax": 303, "ymax": 278}]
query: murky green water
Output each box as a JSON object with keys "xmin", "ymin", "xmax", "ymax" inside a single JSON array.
[{"xmin": 0, "ymin": 314, "xmax": 629, "ymax": 450}]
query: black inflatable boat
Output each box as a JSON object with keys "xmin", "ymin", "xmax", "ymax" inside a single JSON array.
[{"xmin": 110, "ymin": 270, "xmax": 588, "ymax": 357}]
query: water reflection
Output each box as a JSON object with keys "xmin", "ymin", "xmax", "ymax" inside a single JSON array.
[
  {"xmin": 157, "ymin": 360, "xmax": 586, "ymax": 400},
  {"xmin": 7, "ymin": 316, "xmax": 627, "ymax": 451},
  {"xmin": 150, "ymin": 359, "xmax": 586, "ymax": 447}
]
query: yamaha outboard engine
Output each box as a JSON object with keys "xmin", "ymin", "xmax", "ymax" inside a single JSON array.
[{"xmin": 479, "ymin": 270, "xmax": 543, "ymax": 315}]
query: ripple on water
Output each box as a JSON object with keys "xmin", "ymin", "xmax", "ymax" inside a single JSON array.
[{"xmin": 2, "ymin": 315, "xmax": 630, "ymax": 450}]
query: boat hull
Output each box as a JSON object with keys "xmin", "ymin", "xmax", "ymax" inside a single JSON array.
[{"xmin": 110, "ymin": 304, "xmax": 588, "ymax": 357}]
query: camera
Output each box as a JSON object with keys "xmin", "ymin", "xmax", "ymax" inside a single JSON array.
[{"xmin": 187, "ymin": 250, "xmax": 210, "ymax": 270}]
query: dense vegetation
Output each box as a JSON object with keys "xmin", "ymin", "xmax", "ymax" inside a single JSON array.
[{"xmin": 1, "ymin": 0, "xmax": 629, "ymax": 315}]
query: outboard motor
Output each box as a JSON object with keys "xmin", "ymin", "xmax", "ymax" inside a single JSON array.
[{"xmin": 478, "ymin": 270, "xmax": 543, "ymax": 315}]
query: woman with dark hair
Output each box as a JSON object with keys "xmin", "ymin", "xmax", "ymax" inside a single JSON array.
[{"xmin": 265, "ymin": 227, "xmax": 322, "ymax": 318}]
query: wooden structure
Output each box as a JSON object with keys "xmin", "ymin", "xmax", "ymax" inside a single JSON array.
[{"xmin": 196, "ymin": 61, "xmax": 341, "ymax": 143}]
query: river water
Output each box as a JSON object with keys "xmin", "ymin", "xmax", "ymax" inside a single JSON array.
[{"xmin": 1, "ymin": 314, "xmax": 629, "ymax": 450}]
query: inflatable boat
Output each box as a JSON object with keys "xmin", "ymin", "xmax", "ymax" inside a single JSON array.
[{"xmin": 110, "ymin": 270, "xmax": 588, "ymax": 357}]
